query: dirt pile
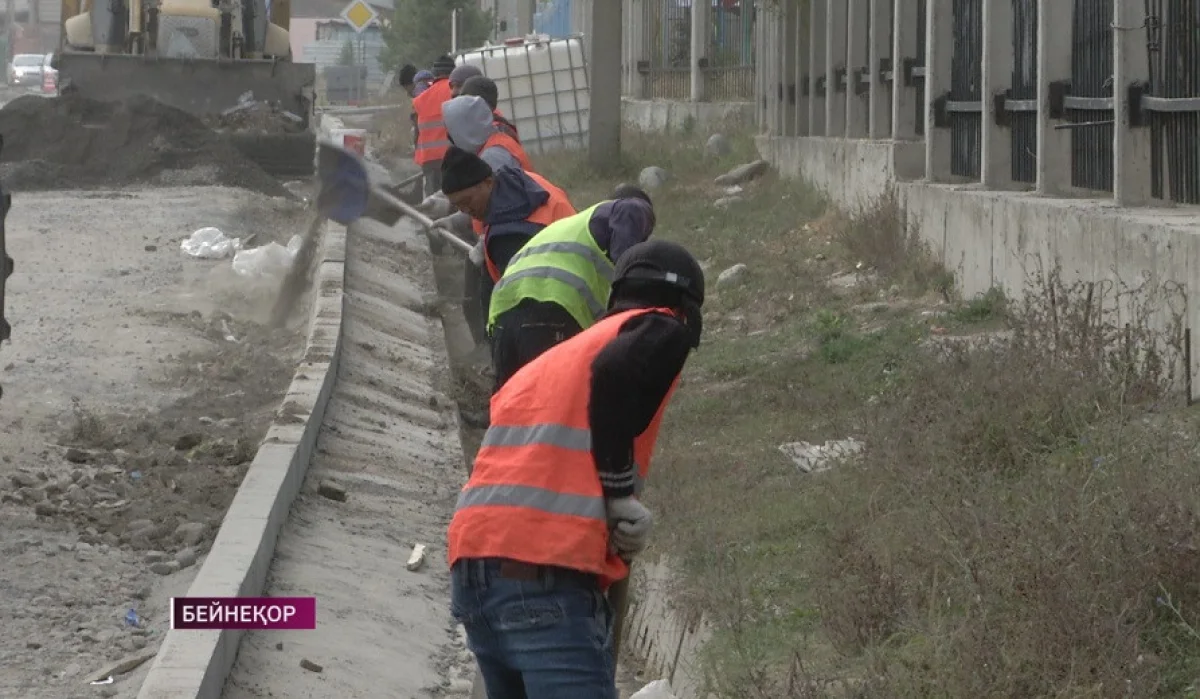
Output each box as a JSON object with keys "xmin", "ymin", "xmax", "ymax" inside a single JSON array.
[
  {"xmin": 206, "ymin": 98, "xmax": 308, "ymax": 135},
  {"xmin": 0, "ymin": 93, "xmax": 288, "ymax": 195}
]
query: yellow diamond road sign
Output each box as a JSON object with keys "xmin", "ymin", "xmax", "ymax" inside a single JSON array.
[{"xmin": 341, "ymin": 0, "xmax": 378, "ymax": 33}]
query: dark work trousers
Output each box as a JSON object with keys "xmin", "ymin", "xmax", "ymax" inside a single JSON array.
[
  {"xmin": 421, "ymin": 161, "xmax": 443, "ymax": 199},
  {"xmin": 462, "ymin": 262, "xmax": 492, "ymax": 347},
  {"xmin": 490, "ymin": 302, "xmax": 583, "ymax": 394}
]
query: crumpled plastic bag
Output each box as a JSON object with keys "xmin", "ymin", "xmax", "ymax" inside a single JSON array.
[
  {"xmin": 231, "ymin": 235, "xmax": 303, "ymax": 278},
  {"xmin": 181, "ymin": 227, "xmax": 241, "ymax": 259},
  {"xmin": 630, "ymin": 680, "xmax": 676, "ymax": 699}
]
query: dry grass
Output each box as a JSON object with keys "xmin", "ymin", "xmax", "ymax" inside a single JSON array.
[{"xmin": 542, "ymin": 127, "xmax": 1200, "ymax": 699}]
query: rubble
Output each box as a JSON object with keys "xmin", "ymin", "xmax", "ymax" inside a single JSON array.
[{"xmin": 0, "ymin": 93, "xmax": 289, "ymax": 195}]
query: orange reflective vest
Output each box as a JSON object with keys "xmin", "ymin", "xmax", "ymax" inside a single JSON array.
[
  {"xmin": 447, "ymin": 307, "xmax": 680, "ymax": 587},
  {"xmin": 482, "ymin": 171, "xmax": 576, "ymax": 282},
  {"xmin": 494, "ymin": 110, "xmax": 519, "ymax": 141},
  {"xmin": 412, "ymin": 78, "xmax": 453, "ymax": 165},
  {"xmin": 470, "ymin": 131, "xmax": 537, "ymax": 239}
]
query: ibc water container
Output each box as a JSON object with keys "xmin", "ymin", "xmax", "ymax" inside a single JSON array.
[{"xmin": 456, "ymin": 35, "xmax": 590, "ymax": 156}]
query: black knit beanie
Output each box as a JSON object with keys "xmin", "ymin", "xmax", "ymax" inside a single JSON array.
[{"xmin": 441, "ymin": 146, "xmax": 493, "ymax": 195}]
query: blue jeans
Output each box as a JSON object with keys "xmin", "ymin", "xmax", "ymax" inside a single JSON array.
[{"xmin": 451, "ymin": 558, "xmax": 617, "ymax": 699}]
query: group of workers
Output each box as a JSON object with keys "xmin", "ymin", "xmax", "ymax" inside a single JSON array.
[{"xmin": 396, "ymin": 53, "xmax": 708, "ymax": 699}]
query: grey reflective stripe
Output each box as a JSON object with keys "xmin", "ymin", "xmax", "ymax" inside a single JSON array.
[
  {"xmin": 482, "ymin": 423, "xmax": 591, "ymax": 450},
  {"xmin": 456, "ymin": 484, "xmax": 607, "ymax": 519},
  {"xmin": 506, "ymin": 241, "xmax": 615, "ymax": 282},
  {"xmin": 417, "ymin": 139, "xmax": 452, "ymax": 150},
  {"xmin": 479, "ymin": 423, "xmax": 648, "ymax": 493},
  {"xmin": 493, "ymin": 266, "xmax": 606, "ymax": 319}
]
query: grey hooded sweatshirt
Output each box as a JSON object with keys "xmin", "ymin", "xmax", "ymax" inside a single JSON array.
[{"xmin": 442, "ymin": 95, "xmax": 521, "ymax": 172}]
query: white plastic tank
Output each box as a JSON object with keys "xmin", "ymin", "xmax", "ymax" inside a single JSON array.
[{"xmin": 456, "ymin": 35, "xmax": 590, "ymax": 156}]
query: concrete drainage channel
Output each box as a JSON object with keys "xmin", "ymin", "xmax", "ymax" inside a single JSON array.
[{"xmin": 130, "ymin": 123, "xmax": 709, "ymax": 699}]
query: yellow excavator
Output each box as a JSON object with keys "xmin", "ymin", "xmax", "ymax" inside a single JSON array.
[{"xmin": 54, "ymin": 0, "xmax": 317, "ymax": 175}]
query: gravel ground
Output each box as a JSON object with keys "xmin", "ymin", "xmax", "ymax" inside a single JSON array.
[{"xmin": 0, "ymin": 186, "xmax": 308, "ymax": 698}]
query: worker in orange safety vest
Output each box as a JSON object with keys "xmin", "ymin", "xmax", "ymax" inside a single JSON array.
[
  {"xmin": 447, "ymin": 239, "xmax": 706, "ymax": 699},
  {"xmin": 411, "ymin": 55, "xmax": 456, "ymax": 197}
]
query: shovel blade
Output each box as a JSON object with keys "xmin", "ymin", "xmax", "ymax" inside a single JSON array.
[{"xmin": 316, "ymin": 141, "xmax": 371, "ymax": 225}]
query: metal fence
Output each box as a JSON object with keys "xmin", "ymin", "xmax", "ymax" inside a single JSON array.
[
  {"xmin": 1064, "ymin": 0, "xmax": 1114, "ymax": 192},
  {"xmin": 705, "ymin": 1, "xmax": 755, "ymax": 100},
  {"xmin": 948, "ymin": 0, "xmax": 983, "ymax": 178},
  {"xmin": 1009, "ymin": 0, "xmax": 1038, "ymax": 183},
  {"xmin": 1145, "ymin": 0, "xmax": 1200, "ymax": 204},
  {"xmin": 632, "ymin": 0, "xmax": 691, "ymax": 99}
]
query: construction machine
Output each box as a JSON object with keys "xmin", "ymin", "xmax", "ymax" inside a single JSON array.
[{"xmin": 55, "ymin": 0, "xmax": 318, "ymax": 176}]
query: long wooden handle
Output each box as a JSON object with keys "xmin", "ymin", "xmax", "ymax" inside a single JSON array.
[
  {"xmin": 609, "ymin": 566, "xmax": 634, "ymax": 660},
  {"xmin": 371, "ymin": 187, "xmax": 475, "ymax": 255}
]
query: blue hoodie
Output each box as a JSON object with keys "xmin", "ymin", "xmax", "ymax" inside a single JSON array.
[{"xmin": 484, "ymin": 166, "xmax": 551, "ymax": 271}]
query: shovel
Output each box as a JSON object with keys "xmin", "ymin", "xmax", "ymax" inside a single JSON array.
[{"xmin": 315, "ymin": 141, "xmax": 473, "ymax": 255}]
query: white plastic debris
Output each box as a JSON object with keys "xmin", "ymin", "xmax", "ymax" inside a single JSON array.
[
  {"xmin": 778, "ymin": 438, "xmax": 865, "ymax": 474},
  {"xmin": 230, "ymin": 235, "xmax": 303, "ymax": 278},
  {"xmin": 630, "ymin": 680, "xmax": 677, "ymax": 699},
  {"xmin": 180, "ymin": 227, "xmax": 241, "ymax": 259}
]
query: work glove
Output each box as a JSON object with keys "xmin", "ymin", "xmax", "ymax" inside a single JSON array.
[
  {"xmin": 468, "ymin": 240, "xmax": 485, "ymax": 268},
  {"xmin": 605, "ymin": 497, "xmax": 653, "ymax": 557},
  {"xmin": 417, "ymin": 192, "xmax": 453, "ymax": 219}
]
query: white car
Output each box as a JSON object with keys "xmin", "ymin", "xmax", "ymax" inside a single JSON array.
[
  {"xmin": 8, "ymin": 54, "xmax": 44, "ymax": 87},
  {"xmin": 41, "ymin": 53, "xmax": 57, "ymax": 92}
]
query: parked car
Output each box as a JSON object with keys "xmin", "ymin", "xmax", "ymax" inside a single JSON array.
[
  {"xmin": 41, "ymin": 52, "xmax": 57, "ymax": 93},
  {"xmin": 8, "ymin": 53, "xmax": 44, "ymax": 87}
]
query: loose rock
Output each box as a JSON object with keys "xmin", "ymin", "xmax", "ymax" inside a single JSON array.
[
  {"xmin": 714, "ymin": 159, "xmax": 770, "ymax": 186},
  {"xmin": 705, "ymin": 133, "xmax": 732, "ymax": 157},
  {"xmin": 637, "ymin": 166, "xmax": 669, "ymax": 191},
  {"xmin": 300, "ymin": 658, "xmax": 324, "ymax": 673},
  {"xmin": 174, "ymin": 521, "xmax": 207, "ymax": 547},
  {"xmin": 717, "ymin": 264, "xmax": 748, "ymax": 286},
  {"xmin": 176, "ymin": 547, "xmax": 197, "ymax": 569},
  {"xmin": 149, "ymin": 560, "xmax": 180, "ymax": 576}
]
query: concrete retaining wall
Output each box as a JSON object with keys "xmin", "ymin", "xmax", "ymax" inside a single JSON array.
[
  {"xmin": 135, "ymin": 120, "xmax": 347, "ymax": 699},
  {"xmin": 623, "ymin": 98, "xmax": 755, "ymax": 133},
  {"xmin": 756, "ymin": 135, "xmax": 1200, "ymax": 401},
  {"xmin": 624, "ymin": 560, "xmax": 713, "ymax": 698}
]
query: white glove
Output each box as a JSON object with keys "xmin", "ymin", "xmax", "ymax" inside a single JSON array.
[
  {"xmin": 468, "ymin": 240, "xmax": 485, "ymax": 267},
  {"xmin": 417, "ymin": 193, "xmax": 453, "ymax": 219},
  {"xmin": 605, "ymin": 497, "xmax": 653, "ymax": 557}
]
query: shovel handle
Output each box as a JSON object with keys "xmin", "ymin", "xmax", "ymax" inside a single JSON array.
[{"xmin": 371, "ymin": 188, "xmax": 475, "ymax": 255}]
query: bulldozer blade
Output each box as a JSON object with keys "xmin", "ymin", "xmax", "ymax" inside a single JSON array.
[{"xmin": 56, "ymin": 53, "xmax": 316, "ymax": 122}]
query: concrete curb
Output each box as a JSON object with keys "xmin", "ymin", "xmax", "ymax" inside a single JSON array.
[{"xmin": 134, "ymin": 221, "xmax": 347, "ymax": 699}]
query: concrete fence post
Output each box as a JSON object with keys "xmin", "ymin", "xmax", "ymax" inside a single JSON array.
[
  {"xmin": 891, "ymin": 0, "xmax": 920, "ymax": 140},
  {"xmin": 868, "ymin": 0, "xmax": 892, "ymax": 139},
  {"xmin": 980, "ymin": 0, "xmax": 1015, "ymax": 188},
  {"xmin": 924, "ymin": 0, "xmax": 954, "ymax": 181},
  {"xmin": 1035, "ymin": 0, "xmax": 1072, "ymax": 194},
  {"xmin": 809, "ymin": 0, "xmax": 827, "ymax": 136},
  {"xmin": 1112, "ymin": 0, "xmax": 1153, "ymax": 205},
  {"xmin": 795, "ymin": 0, "xmax": 811, "ymax": 136},
  {"xmin": 846, "ymin": 0, "xmax": 869, "ymax": 137},
  {"xmin": 825, "ymin": 0, "xmax": 847, "ymax": 136},
  {"xmin": 689, "ymin": 0, "xmax": 707, "ymax": 102}
]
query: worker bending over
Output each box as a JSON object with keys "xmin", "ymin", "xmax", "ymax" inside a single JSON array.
[
  {"xmin": 411, "ymin": 55, "xmax": 456, "ymax": 197},
  {"xmin": 447, "ymin": 239, "xmax": 706, "ymax": 699},
  {"xmin": 459, "ymin": 74, "xmax": 520, "ymax": 141},
  {"xmin": 487, "ymin": 185, "xmax": 656, "ymax": 391}
]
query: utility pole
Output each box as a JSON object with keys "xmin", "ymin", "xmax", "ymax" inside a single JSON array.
[
  {"xmin": 5, "ymin": 0, "xmax": 15, "ymax": 64},
  {"xmin": 587, "ymin": 0, "xmax": 621, "ymax": 170},
  {"xmin": 517, "ymin": 0, "xmax": 534, "ymax": 35}
]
